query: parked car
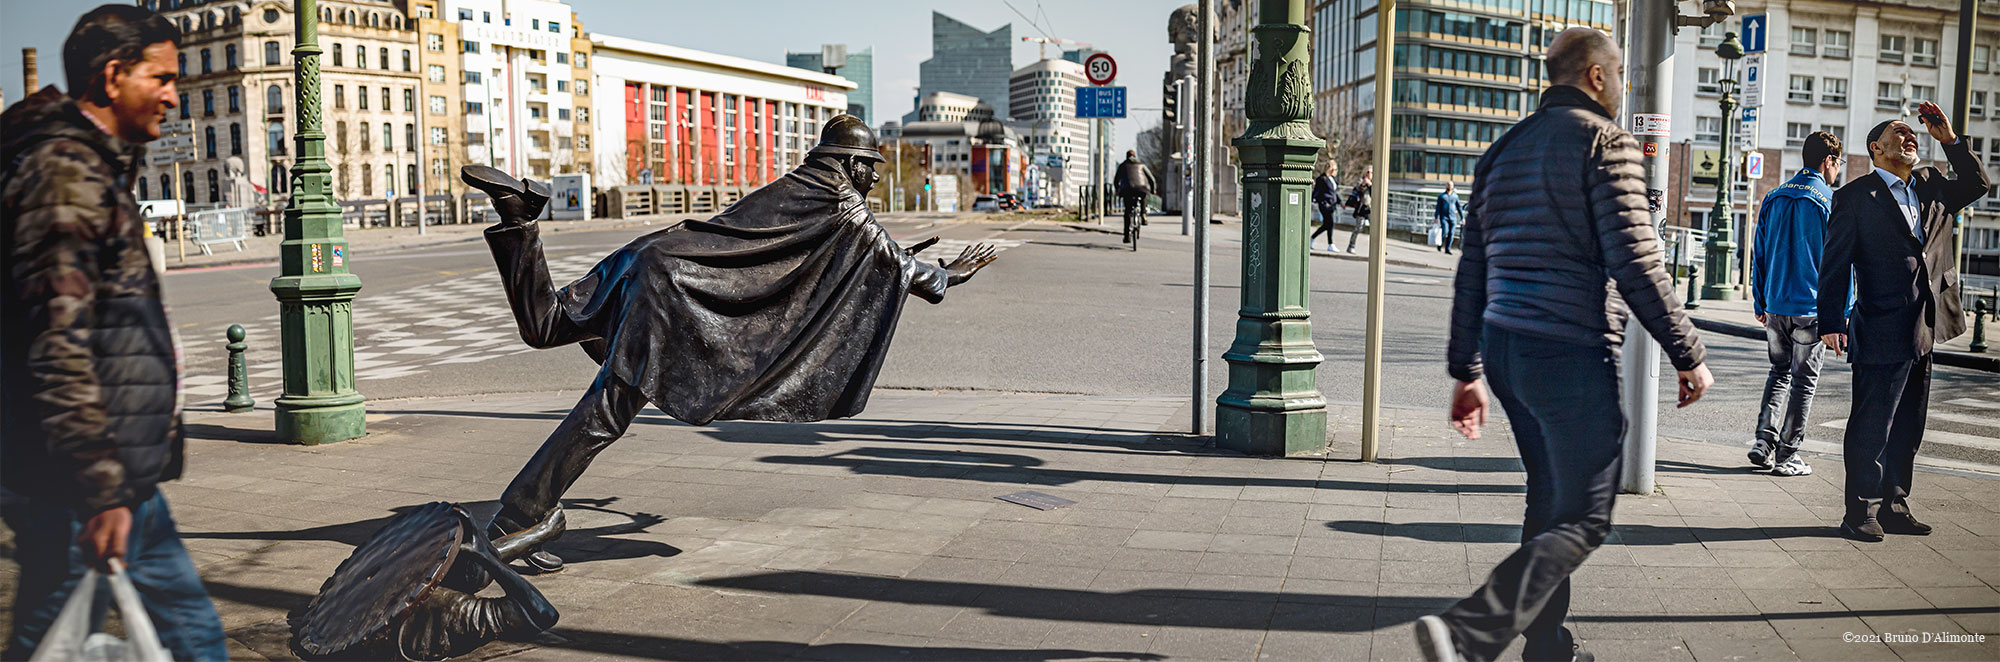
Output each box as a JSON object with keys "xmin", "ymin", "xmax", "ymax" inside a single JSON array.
[
  {"xmin": 971, "ymin": 195, "xmax": 1000, "ymax": 212},
  {"xmin": 997, "ymin": 193, "xmax": 1022, "ymax": 211}
]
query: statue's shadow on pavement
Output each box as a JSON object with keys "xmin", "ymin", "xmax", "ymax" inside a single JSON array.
[{"xmin": 180, "ymin": 496, "xmax": 681, "ymax": 568}]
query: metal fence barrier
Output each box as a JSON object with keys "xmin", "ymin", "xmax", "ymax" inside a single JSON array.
[{"xmin": 187, "ymin": 207, "xmax": 249, "ymax": 254}]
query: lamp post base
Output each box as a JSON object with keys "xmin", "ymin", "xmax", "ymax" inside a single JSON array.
[{"xmin": 275, "ymin": 392, "xmax": 366, "ymax": 445}]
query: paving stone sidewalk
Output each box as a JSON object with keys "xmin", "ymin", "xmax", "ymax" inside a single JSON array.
[{"xmin": 2, "ymin": 390, "xmax": 1995, "ymax": 661}]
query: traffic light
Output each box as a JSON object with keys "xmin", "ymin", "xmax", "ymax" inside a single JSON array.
[{"xmin": 1162, "ymin": 75, "xmax": 1179, "ymax": 128}]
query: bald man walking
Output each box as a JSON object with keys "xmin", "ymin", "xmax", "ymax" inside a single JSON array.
[{"xmin": 1427, "ymin": 28, "xmax": 1712, "ymax": 662}]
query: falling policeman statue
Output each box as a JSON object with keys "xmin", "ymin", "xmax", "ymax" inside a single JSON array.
[{"xmin": 462, "ymin": 114, "xmax": 999, "ymax": 570}]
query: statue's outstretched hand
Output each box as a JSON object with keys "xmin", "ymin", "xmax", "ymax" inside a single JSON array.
[
  {"xmin": 904, "ymin": 236, "xmax": 940, "ymax": 257},
  {"xmin": 941, "ymin": 243, "xmax": 999, "ymax": 285}
]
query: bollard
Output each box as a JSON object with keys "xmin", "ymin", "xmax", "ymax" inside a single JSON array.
[
  {"xmin": 1973, "ymin": 297, "xmax": 1989, "ymax": 354},
  {"xmin": 1685, "ymin": 262, "xmax": 1701, "ymax": 310},
  {"xmin": 224, "ymin": 324, "xmax": 254, "ymax": 412}
]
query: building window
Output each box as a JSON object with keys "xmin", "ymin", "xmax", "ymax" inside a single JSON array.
[
  {"xmin": 574, "ymin": 53, "xmax": 586, "ymax": 69},
  {"xmin": 1698, "ymin": 21, "xmax": 1723, "ymax": 46},
  {"xmin": 268, "ymin": 121, "xmax": 285, "ymax": 155},
  {"xmin": 1913, "ymin": 85, "xmax": 1936, "ymax": 104},
  {"xmin": 1824, "ymin": 30, "xmax": 1851, "ymax": 58},
  {"xmin": 159, "ymin": 174, "xmax": 170, "ymax": 199},
  {"xmin": 201, "ymin": 48, "xmax": 211, "ymax": 74},
  {"xmin": 577, "ymin": 107, "xmax": 588, "ymax": 122},
  {"xmin": 362, "ymin": 164, "xmax": 372, "ymax": 196},
  {"xmin": 1970, "ymin": 91, "xmax": 1986, "ymax": 117},
  {"xmin": 430, "ymin": 126, "xmax": 447, "ymax": 145},
  {"xmin": 179, "ymin": 92, "xmax": 189, "ymax": 118},
  {"xmin": 429, "ymin": 95, "xmax": 447, "ymax": 114},
  {"xmin": 405, "ymin": 123, "xmax": 415, "ymax": 151},
  {"xmin": 229, "ymin": 122, "xmax": 241, "ymax": 155},
  {"xmin": 458, "ymin": 8, "xmax": 471, "ymax": 20},
  {"xmin": 383, "ymin": 123, "xmax": 394, "ymax": 151},
  {"xmin": 1880, "ymin": 35, "xmax": 1905, "ymax": 63},
  {"xmin": 465, "ymin": 131, "xmax": 485, "ymax": 145},
  {"xmin": 359, "ymin": 86, "xmax": 369, "ymax": 110},
  {"xmin": 549, "ymin": 21, "xmax": 561, "ymax": 33},
  {"xmin": 379, "ymin": 47, "xmax": 390, "ymax": 71},
  {"xmin": 482, "ymin": 11, "xmax": 491, "ymax": 23},
  {"xmin": 557, "ymin": 108, "xmax": 570, "ymax": 120},
  {"xmin": 266, "ymin": 84, "xmax": 283, "ymax": 114},
  {"xmin": 404, "ymin": 88, "xmax": 415, "ymax": 112},
  {"xmin": 227, "ymin": 86, "xmax": 240, "ymax": 113},
  {"xmin": 356, "ymin": 45, "xmax": 367, "ymax": 69},
  {"xmin": 138, "ymin": 177, "xmax": 148, "ymax": 200},
  {"xmin": 1818, "ymin": 124, "xmax": 1844, "ymax": 143},
  {"xmin": 1786, "ymin": 122, "xmax": 1812, "ymax": 148},
  {"xmin": 531, "ymin": 18, "xmax": 540, "ymax": 29},
  {"xmin": 1695, "ymin": 115, "xmax": 1721, "ymax": 143},
  {"xmin": 427, "ymin": 33, "xmax": 444, "ymax": 52},
  {"xmin": 381, "ymin": 87, "xmax": 391, "ymax": 110},
  {"xmin": 574, "ymin": 80, "xmax": 586, "ymax": 95},
  {"xmin": 555, "ymin": 79, "xmax": 567, "ymax": 92},
  {"xmin": 428, "ymin": 65, "xmax": 445, "ymax": 83},
  {"xmin": 1787, "ymin": 75, "xmax": 1812, "ymax": 103},
  {"xmin": 1877, "ymin": 82, "xmax": 1902, "ymax": 109},
  {"xmin": 207, "ymin": 168, "xmax": 218, "ymax": 202},
  {"xmin": 464, "ymin": 101, "xmax": 484, "ymax": 115},
  {"xmin": 1821, "ymin": 77, "xmax": 1847, "ymax": 106},
  {"xmin": 183, "ymin": 171, "xmax": 194, "ymax": 204},
  {"xmin": 555, "ymin": 52, "xmax": 568, "ymax": 64},
  {"xmin": 1788, "ymin": 27, "xmax": 1815, "ymax": 56},
  {"xmin": 331, "ymin": 42, "xmax": 342, "ymax": 66},
  {"xmin": 335, "ymin": 121, "xmax": 347, "ymax": 151},
  {"xmin": 1697, "ymin": 67, "xmax": 1720, "ymax": 95},
  {"xmin": 333, "ymin": 84, "xmax": 345, "ymax": 109},
  {"xmin": 204, "ymin": 126, "xmax": 216, "ymax": 158},
  {"xmin": 462, "ymin": 40, "xmax": 480, "ymax": 54},
  {"xmin": 464, "ymin": 71, "xmax": 482, "ymax": 84},
  {"xmin": 360, "ymin": 122, "xmax": 370, "ymax": 151},
  {"xmin": 202, "ymin": 89, "xmax": 215, "ymax": 116},
  {"xmin": 402, "ymin": 49, "xmax": 412, "ymax": 71},
  {"xmin": 224, "ymin": 44, "xmax": 237, "ymax": 69},
  {"xmin": 1912, "ymin": 38, "xmax": 1938, "ymax": 67},
  {"xmin": 1976, "ymin": 45, "xmax": 1992, "ymax": 73}
]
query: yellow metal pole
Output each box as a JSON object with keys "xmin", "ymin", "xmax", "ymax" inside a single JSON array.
[
  {"xmin": 1360, "ymin": 0, "xmax": 1395, "ymax": 462},
  {"xmin": 173, "ymin": 159, "xmax": 186, "ymax": 262}
]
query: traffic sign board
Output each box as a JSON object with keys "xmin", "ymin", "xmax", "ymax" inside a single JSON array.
[
  {"xmin": 1745, "ymin": 152, "xmax": 1765, "ymax": 180},
  {"xmin": 148, "ymin": 120, "xmax": 195, "ymax": 166},
  {"xmin": 1741, "ymin": 54, "xmax": 1764, "ymax": 107},
  {"xmin": 1084, "ymin": 52, "xmax": 1117, "ymax": 86},
  {"xmin": 1741, "ymin": 14, "xmax": 1767, "ymax": 54},
  {"xmin": 1076, "ymin": 86, "xmax": 1126, "ymax": 118}
]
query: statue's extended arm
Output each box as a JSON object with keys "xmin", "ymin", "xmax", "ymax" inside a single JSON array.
[{"xmin": 463, "ymin": 538, "xmax": 561, "ymax": 634}]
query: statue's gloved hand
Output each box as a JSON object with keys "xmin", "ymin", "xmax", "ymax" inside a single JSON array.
[
  {"xmin": 941, "ymin": 243, "xmax": 999, "ymax": 286},
  {"xmin": 460, "ymin": 165, "xmax": 550, "ymax": 226}
]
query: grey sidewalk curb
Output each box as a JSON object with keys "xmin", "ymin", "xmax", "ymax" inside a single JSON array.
[{"xmin": 1690, "ymin": 316, "xmax": 2000, "ymax": 373}]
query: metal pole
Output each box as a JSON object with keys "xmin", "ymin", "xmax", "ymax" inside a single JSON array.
[
  {"xmin": 1620, "ymin": 0, "xmax": 1676, "ymax": 495},
  {"xmin": 1180, "ymin": 77, "xmax": 1193, "ymax": 237},
  {"xmin": 1359, "ymin": 0, "xmax": 1394, "ymax": 462},
  {"xmin": 174, "ymin": 160, "xmax": 186, "ymax": 262},
  {"xmin": 1194, "ymin": 0, "xmax": 1214, "ymax": 437},
  {"xmin": 415, "ymin": 73, "xmax": 426, "ymax": 234},
  {"xmin": 1951, "ymin": 0, "xmax": 1976, "ymax": 284}
]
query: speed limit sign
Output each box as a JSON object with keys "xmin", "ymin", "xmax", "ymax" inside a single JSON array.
[{"xmin": 1084, "ymin": 52, "xmax": 1117, "ymax": 86}]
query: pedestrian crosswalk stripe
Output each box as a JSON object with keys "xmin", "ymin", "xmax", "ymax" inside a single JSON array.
[{"xmin": 1943, "ymin": 398, "xmax": 2000, "ymax": 410}]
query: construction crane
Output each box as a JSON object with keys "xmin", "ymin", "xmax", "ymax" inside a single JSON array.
[{"xmin": 1021, "ymin": 36, "xmax": 1092, "ymax": 61}]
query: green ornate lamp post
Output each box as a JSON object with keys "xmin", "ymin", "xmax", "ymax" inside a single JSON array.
[
  {"xmin": 271, "ymin": 0, "xmax": 366, "ymax": 444},
  {"xmin": 1703, "ymin": 31, "xmax": 1744, "ymax": 302},
  {"xmin": 1217, "ymin": 0, "xmax": 1327, "ymax": 456}
]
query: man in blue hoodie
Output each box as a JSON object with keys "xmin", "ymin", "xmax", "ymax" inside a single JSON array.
[{"xmin": 1748, "ymin": 132, "xmax": 1841, "ymax": 476}]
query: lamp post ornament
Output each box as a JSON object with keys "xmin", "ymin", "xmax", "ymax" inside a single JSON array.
[
  {"xmin": 1217, "ymin": 0, "xmax": 1329, "ymax": 456},
  {"xmin": 1704, "ymin": 31, "xmax": 1744, "ymax": 302},
  {"xmin": 271, "ymin": 0, "xmax": 367, "ymax": 444}
]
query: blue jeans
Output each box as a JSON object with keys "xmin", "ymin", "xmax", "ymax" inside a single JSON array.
[
  {"xmin": 3, "ymin": 492, "xmax": 227, "ymax": 661},
  {"xmin": 1440, "ymin": 326, "xmax": 1625, "ymax": 662}
]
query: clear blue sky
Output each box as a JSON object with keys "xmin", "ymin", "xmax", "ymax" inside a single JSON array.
[{"xmin": 2, "ymin": 1, "xmax": 1193, "ymax": 155}]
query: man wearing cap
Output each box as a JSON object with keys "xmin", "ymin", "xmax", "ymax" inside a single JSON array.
[
  {"xmin": 464, "ymin": 115, "xmax": 999, "ymax": 568},
  {"xmin": 1818, "ymin": 104, "xmax": 1989, "ymax": 543}
]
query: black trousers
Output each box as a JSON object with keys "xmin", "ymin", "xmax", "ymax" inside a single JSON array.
[
  {"xmin": 485, "ymin": 222, "xmax": 651, "ymax": 532},
  {"xmin": 1310, "ymin": 204, "xmax": 1337, "ymax": 246},
  {"xmin": 1843, "ymin": 354, "xmax": 1931, "ymax": 521},
  {"xmin": 1441, "ymin": 326, "xmax": 1623, "ymax": 662}
]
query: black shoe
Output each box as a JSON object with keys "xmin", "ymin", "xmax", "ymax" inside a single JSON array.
[
  {"xmin": 1880, "ymin": 511, "xmax": 1933, "ymax": 536},
  {"xmin": 460, "ymin": 165, "xmax": 550, "ymax": 226},
  {"xmin": 1524, "ymin": 626, "xmax": 1590, "ymax": 662},
  {"xmin": 1841, "ymin": 518, "xmax": 1886, "ymax": 542},
  {"xmin": 488, "ymin": 507, "xmax": 567, "ymax": 573}
]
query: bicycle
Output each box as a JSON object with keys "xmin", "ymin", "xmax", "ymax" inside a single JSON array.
[{"xmin": 1121, "ymin": 196, "xmax": 1143, "ymax": 250}]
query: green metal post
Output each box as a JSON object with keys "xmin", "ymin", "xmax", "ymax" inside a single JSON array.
[
  {"xmin": 224, "ymin": 325, "xmax": 253, "ymax": 413},
  {"xmin": 1703, "ymin": 32, "xmax": 1743, "ymax": 302},
  {"xmin": 1973, "ymin": 296, "xmax": 1989, "ymax": 353},
  {"xmin": 271, "ymin": 0, "xmax": 365, "ymax": 444},
  {"xmin": 1217, "ymin": 0, "xmax": 1327, "ymax": 456}
]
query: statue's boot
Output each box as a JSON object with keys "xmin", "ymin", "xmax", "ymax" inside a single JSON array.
[
  {"xmin": 488, "ymin": 506, "xmax": 566, "ymax": 573},
  {"xmin": 460, "ymin": 165, "xmax": 551, "ymax": 226}
]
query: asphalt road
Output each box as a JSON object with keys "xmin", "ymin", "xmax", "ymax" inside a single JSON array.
[{"xmin": 162, "ymin": 211, "xmax": 2000, "ymax": 471}]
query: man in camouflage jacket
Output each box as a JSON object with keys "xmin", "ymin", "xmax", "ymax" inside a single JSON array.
[{"xmin": 0, "ymin": 6, "xmax": 225, "ymax": 659}]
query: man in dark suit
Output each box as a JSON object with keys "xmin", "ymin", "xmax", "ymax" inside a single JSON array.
[{"xmin": 1818, "ymin": 103, "xmax": 1989, "ymax": 543}]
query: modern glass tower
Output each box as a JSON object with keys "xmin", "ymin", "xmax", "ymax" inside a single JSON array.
[
  {"xmin": 907, "ymin": 12, "xmax": 1013, "ymax": 123},
  {"xmin": 787, "ymin": 45, "xmax": 873, "ymax": 124}
]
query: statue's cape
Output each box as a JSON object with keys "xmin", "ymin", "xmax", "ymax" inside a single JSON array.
[{"xmin": 555, "ymin": 164, "xmax": 920, "ymax": 425}]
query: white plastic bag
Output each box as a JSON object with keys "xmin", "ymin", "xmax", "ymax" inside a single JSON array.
[
  {"xmin": 1427, "ymin": 225, "xmax": 1443, "ymax": 247},
  {"xmin": 29, "ymin": 559, "xmax": 171, "ymax": 662}
]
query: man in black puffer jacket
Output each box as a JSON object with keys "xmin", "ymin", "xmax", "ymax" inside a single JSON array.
[
  {"xmin": 1, "ymin": 6, "xmax": 226, "ymax": 660},
  {"xmin": 1413, "ymin": 28, "xmax": 1714, "ymax": 662}
]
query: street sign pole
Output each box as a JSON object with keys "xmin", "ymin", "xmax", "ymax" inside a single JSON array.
[
  {"xmin": 1621, "ymin": 0, "xmax": 1679, "ymax": 494},
  {"xmin": 1194, "ymin": 0, "xmax": 1214, "ymax": 438}
]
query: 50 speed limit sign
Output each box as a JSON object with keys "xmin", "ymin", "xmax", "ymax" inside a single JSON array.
[{"xmin": 1084, "ymin": 52, "xmax": 1117, "ymax": 86}]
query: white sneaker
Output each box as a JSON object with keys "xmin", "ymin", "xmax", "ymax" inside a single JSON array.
[
  {"xmin": 1748, "ymin": 440, "xmax": 1775, "ymax": 469},
  {"xmin": 1773, "ymin": 453, "xmax": 1813, "ymax": 476},
  {"xmin": 1414, "ymin": 615, "xmax": 1458, "ymax": 662}
]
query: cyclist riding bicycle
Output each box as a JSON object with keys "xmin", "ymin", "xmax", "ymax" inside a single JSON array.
[{"xmin": 1113, "ymin": 150, "xmax": 1157, "ymax": 246}]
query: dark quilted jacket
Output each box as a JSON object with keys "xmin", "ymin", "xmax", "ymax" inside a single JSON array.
[
  {"xmin": 2, "ymin": 87, "xmax": 184, "ymax": 512},
  {"xmin": 1447, "ymin": 86, "xmax": 1705, "ymax": 382}
]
